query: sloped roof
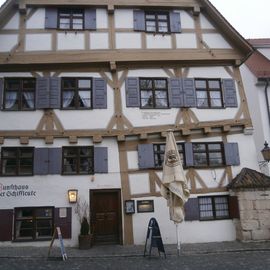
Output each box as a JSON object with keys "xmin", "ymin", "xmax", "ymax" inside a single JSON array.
[
  {"xmin": 245, "ymin": 49, "xmax": 270, "ymax": 78},
  {"xmin": 247, "ymin": 39, "xmax": 270, "ymax": 48},
  {"xmin": 228, "ymin": 167, "xmax": 270, "ymax": 190}
]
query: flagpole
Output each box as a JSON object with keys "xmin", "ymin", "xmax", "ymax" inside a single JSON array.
[{"xmin": 175, "ymin": 223, "xmax": 181, "ymax": 256}]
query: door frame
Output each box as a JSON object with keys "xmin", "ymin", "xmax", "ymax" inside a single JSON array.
[{"xmin": 89, "ymin": 189, "xmax": 123, "ymax": 245}]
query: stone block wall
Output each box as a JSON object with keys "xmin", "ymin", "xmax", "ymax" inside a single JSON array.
[{"xmin": 233, "ymin": 189, "xmax": 270, "ymax": 241}]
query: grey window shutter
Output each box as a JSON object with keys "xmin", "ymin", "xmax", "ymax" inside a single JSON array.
[
  {"xmin": 94, "ymin": 147, "xmax": 108, "ymax": 173},
  {"xmin": 224, "ymin": 143, "xmax": 240, "ymax": 166},
  {"xmin": 0, "ymin": 209, "xmax": 13, "ymax": 241},
  {"xmin": 49, "ymin": 148, "xmax": 62, "ymax": 174},
  {"xmin": 185, "ymin": 142, "xmax": 194, "ymax": 167},
  {"xmin": 54, "ymin": 208, "xmax": 72, "ymax": 238},
  {"xmin": 36, "ymin": 77, "xmax": 50, "ymax": 109},
  {"xmin": 228, "ymin": 196, "xmax": 240, "ymax": 219},
  {"xmin": 93, "ymin": 78, "xmax": 107, "ymax": 109},
  {"xmin": 184, "ymin": 198, "xmax": 200, "ymax": 221},
  {"xmin": 0, "ymin": 78, "xmax": 3, "ymax": 110},
  {"xmin": 45, "ymin": 8, "xmax": 58, "ymax": 29},
  {"xmin": 84, "ymin": 9, "xmax": 96, "ymax": 30},
  {"xmin": 134, "ymin": 10, "xmax": 145, "ymax": 31},
  {"xmin": 138, "ymin": 144, "xmax": 155, "ymax": 169},
  {"xmin": 34, "ymin": 148, "xmax": 49, "ymax": 175},
  {"xmin": 50, "ymin": 78, "xmax": 61, "ymax": 109},
  {"xmin": 182, "ymin": 78, "xmax": 196, "ymax": 107},
  {"xmin": 222, "ymin": 79, "xmax": 238, "ymax": 107},
  {"xmin": 126, "ymin": 77, "xmax": 140, "ymax": 107},
  {"xmin": 169, "ymin": 11, "xmax": 181, "ymax": 33},
  {"xmin": 169, "ymin": 78, "xmax": 184, "ymax": 107}
]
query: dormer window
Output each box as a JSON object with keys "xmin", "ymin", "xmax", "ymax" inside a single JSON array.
[
  {"xmin": 59, "ymin": 9, "xmax": 84, "ymax": 30},
  {"xmin": 145, "ymin": 12, "xmax": 170, "ymax": 33}
]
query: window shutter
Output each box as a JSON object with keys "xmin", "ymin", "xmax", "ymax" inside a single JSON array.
[
  {"xmin": 169, "ymin": 78, "xmax": 184, "ymax": 107},
  {"xmin": 169, "ymin": 11, "xmax": 181, "ymax": 33},
  {"xmin": 49, "ymin": 148, "xmax": 62, "ymax": 174},
  {"xmin": 184, "ymin": 198, "xmax": 200, "ymax": 221},
  {"xmin": 0, "ymin": 209, "xmax": 13, "ymax": 241},
  {"xmin": 0, "ymin": 78, "xmax": 3, "ymax": 109},
  {"xmin": 133, "ymin": 10, "xmax": 145, "ymax": 31},
  {"xmin": 45, "ymin": 8, "xmax": 58, "ymax": 29},
  {"xmin": 54, "ymin": 208, "xmax": 72, "ymax": 239},
  {"xmin": 182, "ymin": 78, "xmax": 196, "ymax": 107},
  {"xmin": 36, "ymin": 77, "xmax": 50, "ymax": 109},
  {"xmin": 125, "ymin": 77, "xmax": 140, "ymax": 107},
  {"xmin": 49, "ymin": 78, "xmax": 61, "ymax": 109},
  {"xmin": 93, "ymin": 78, "xmax": 107, "ymax": 109},
  {"xmin": 184, "ymin": 142, "xmax": 194, "ymax": 167},
  {"xmin": 224, "ymin": 143, "xmax": 240, "ymax": 166},
  {"xmin": 84, "ymin": 9, "xmax": 96, "ymax": 30},
  {"xmin": 228, "ymin": 196, "xmax": 240, "ymax": 219},
  {"xmin": 222, "ymin": 79, "xmax": 238, "ymax": 107},
  {"xmin": 34, "ymin": 148, "xmax": 49, "ymax": 175},
  {"xmin": 94, "ymin": 147, "xmax": 108, "ymax": 173},
  {"xmin": 138, "ymin": 144, "xmax": 155, "ymax": 169}
]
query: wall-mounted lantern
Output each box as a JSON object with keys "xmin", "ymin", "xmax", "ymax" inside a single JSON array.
[
  {"xmin": 68, "ymin": 189, "xmax": 78, "ymax": 203},
  {"xmin": 261, "ymin": 141, "xmax": 270, "ymax": 163}
]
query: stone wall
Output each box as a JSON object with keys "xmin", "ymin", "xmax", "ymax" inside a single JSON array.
[{"xmin": 233, "ymin": 189, "xmax": 270, "ymax": 241}]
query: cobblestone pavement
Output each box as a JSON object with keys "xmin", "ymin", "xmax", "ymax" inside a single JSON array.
[{"xmin": 0, "ymin": 250, "xmax": 270, "ymax": 270}]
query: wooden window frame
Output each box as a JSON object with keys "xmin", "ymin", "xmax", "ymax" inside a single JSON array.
[
  {"xmin": 3, "ymin": 78, "xmax": 36, "ymax": 111},
  {"xmin": 153, "ymin": 142, "xmax": 185, "ymax": 168},
  {"xmin": 1, "ymin": 147, "xmax": 34, "ymax": 176},
  {"xmin": 198, "ymin": 196, "xmax": 229, "ymax": 221},
  {"xmin": 139, "ymin": 78, "xmax": 169, "ymax": 109},
  {"xmin": 62, "ymin": 146, "xmax": 94, "ymax": 175},
  {"xmin": 145, "ymin": 11, "xmax": 170, "ymax": 34},
  {"xmin": 193, "ymin": 142, "xmax": 225, "ymax": 168},
  {"xmin": 14, "ymin": 207, "xmax": 54, "ymax": 242},
  {"xmin": 58, "ymin": 9, "xmax": 84, "ymax": 30},
  {"xmin": 195, "ymin": 78, "xmax": 224, "ymax": 109},
  {"xmin": 61, "ymin": 77, "xmax": 92, "ymax": 110}
]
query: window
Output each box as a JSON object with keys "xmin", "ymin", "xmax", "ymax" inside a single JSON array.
[
  {"xmin": 195, "ymin": 79, "xmax": 223, "ymax": 108},
  {"xmin": 62, "ymin": 146, "xmax": 94, "ymax": 175},
  {"xmin": 61, "ymin": 78, "xmax": 92, "ymax": 109},
  {"xmin": 4, "ymin": 78, "xmax": 35, "ymax": 111},
  {"xmin": 140, "ymin": 78, "xmax": 169, "ymax": 109},
  {"xmin": 193, "ymin": 142, "xmax": 224, "ymax": 167},
  {"xmin": 14, "ymin": 207, "xmax": 54, "ymax": 241},
  {"xmin": 58, "ymin": 9, "xmax": 84, "ymax": 30},
  {"xmin": 199, "ymin": 196, "xmax": 229, "ymax": 220},
  {"xmin": 1, "ymin": 147, "xmax": 34, "ymax": 176},
  {"xmin": 153, "ymin": 143, "xmax": 185, "ymax": 167},
  {"xmin": 145, "ymin": 12, "xmax": 170, "ymax": 33}
]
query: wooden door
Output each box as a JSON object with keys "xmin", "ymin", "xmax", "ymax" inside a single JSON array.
[{"xmin": 90, "ymin": 189, "xmax": 122, "ymax": 245}]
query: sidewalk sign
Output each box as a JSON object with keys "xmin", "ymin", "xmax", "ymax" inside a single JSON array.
[
  {"xmin": 48, "ymin": 226, "xmax": 68, "ymax": 261},
  {"xmin": 143, "ymin": 218, "xmax": 166, "ymax": 258}
]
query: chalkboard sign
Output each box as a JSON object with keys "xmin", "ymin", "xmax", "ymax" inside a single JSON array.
[
  {"xmin": 143, "ymin": 218, "xmax": 166, "ymax": 258},
  {"xmin": 48, "ymin": 226, "xmax": 68, "ymax": 261}
]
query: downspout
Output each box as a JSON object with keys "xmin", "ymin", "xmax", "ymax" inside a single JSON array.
[{"xmin": 265, "ymin": 79, "xmax": 270, "ymax": 129}]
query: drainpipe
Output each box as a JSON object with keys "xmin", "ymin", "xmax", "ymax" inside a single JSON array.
[{"xmin": 265, "ymin": 79, "xmax": 270, "ymax": 129}]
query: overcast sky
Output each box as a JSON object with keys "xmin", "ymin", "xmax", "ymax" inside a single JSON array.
[{"xmin": 0, "ymin": 0, "xmax": 269, "ymax": 38}]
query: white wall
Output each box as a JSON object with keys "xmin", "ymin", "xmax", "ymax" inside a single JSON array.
[{"xmin": 0, "ymin": 34, "xmax": 18, "ymax": 52}]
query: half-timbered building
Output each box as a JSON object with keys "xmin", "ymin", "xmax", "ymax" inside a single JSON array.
[{"xmin": 0, "ymin": 0, "xmax": 260, "ymax": 247}]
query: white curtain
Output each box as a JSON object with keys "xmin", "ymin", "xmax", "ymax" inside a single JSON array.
[
  {"xmin": 5, "ymin": 92, "xmax": 17, "ymax": 109},
  {"xmin": 23, "ymin": 92, "xmax": 34, "ymax": 109},
  {"xmin": 62, "ymin": 91, "xmax": 74, "ymax": 108},
  {"xmin": 79, "ymin": 91, "xmax": 91, "ymax": 108}
]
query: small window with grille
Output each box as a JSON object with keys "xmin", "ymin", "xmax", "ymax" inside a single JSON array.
[{"xmin": 198, "ymin": 196, "xmax": 229, "ymax": 221}]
